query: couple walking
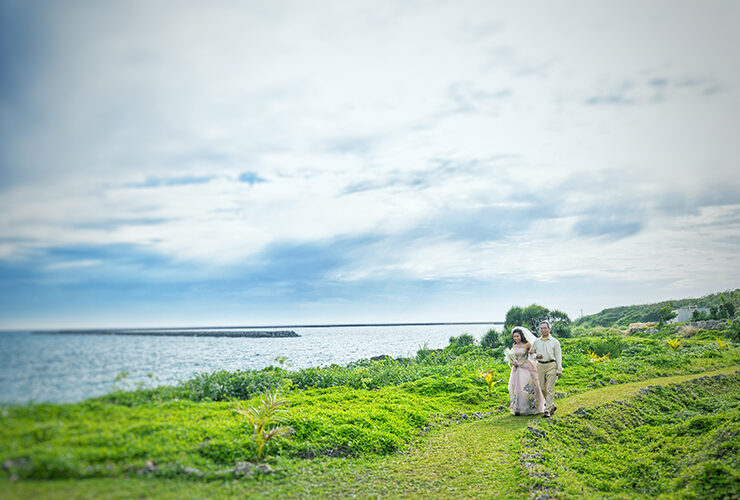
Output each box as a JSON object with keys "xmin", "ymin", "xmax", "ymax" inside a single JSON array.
[{"xmin": 505, "ymin": 321, "xmax": 562, "ymax": 417}]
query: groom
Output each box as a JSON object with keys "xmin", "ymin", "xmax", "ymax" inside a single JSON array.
[{"xmin": 531, "ymin": 320, "xmax": 562, "ymax": 418}]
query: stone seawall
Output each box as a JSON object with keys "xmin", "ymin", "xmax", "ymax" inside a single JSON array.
[{"xmin": 34, "ymin": 329, "xmax": 300, "ymax": 338}]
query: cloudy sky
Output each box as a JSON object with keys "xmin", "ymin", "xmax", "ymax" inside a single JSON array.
[{"xmin": 1, "ymin": 0, "xmax": 738, "ymax": 329}]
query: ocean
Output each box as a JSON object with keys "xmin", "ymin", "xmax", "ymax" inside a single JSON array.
[{"xmin": 0, "ymin": 323, "xmax": 498, "ymax": 404}]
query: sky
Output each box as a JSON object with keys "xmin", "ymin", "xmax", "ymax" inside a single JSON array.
[{"xmin": 1, "ymin": 0, "xmax": 739, "ymax": 329}]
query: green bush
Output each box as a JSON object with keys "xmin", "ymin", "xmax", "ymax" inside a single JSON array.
[
  {"xmin": 480, "ymin": 328, "xmax": 502, "ymax": 349},
  {"xmin": 727, "ymin": 319, "xmax": 740, "ymax": 343},
  {"xmin": 448, "ymin": 334, "xmax": 474, "ymax": 347}
]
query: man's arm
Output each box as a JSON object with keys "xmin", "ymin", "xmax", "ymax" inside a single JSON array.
[
  {"xmin": 531, "ymin": 339, "xmax": 541, "ymax": 358},
  {"xmin": 555, "ymin": 340, "xmax": 563, "ymax": 374}
]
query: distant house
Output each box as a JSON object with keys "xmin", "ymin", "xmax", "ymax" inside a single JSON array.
[{"xmin": 669, "ymin": 305, "xmax": 710, "ymax": 324}]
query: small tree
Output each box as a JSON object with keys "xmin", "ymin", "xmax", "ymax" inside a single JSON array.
[
  {"xmin": 234, "ymin": 392, "xmax": 293, "ymax": 460},
  {"xmin": 720, "ymin": 294, "xmax": 736, "ymax": 319},
  {"xmin": 657, "ymin": 306, "xmax": 677, "ymax": 325},
  {"xmin": 692, "ymin": 309, "xmax": 710, "ymax": 321},
  {"xmin": 548, "ymin": 309, "xmax": 572, "ymax": 338},
  {"xmin": 504, "ymin": 304, "xmax": 572, "ymax": 337},
  {"xmin": 504, "ymin": 306, "xmax": 524, "ymax": 328},
  {"xmin": 521, "ymin": 304, "xmax": 550, "ymax": 332}
]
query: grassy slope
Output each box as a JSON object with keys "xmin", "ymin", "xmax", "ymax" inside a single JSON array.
[
  {"xmin": 3, "ymin": 365, "xmax": 737, "ymax": 499},
  {"xmin": 575, "ymin": 289, "xmax": 740, "ymax": 327}
]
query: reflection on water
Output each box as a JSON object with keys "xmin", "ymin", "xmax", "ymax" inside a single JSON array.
[{"xmin": 0, "ymin": 324, "xmax": 496, "ymax": 404}]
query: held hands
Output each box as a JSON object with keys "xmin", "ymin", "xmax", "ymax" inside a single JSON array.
[{"xmin": 536, "ymin": 354, "xmax": 543, "ymax": 359}]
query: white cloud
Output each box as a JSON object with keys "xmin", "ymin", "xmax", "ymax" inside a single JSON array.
[{"xmin": 1, "ymin": 0, "xmax": 739, "ymax": 297}]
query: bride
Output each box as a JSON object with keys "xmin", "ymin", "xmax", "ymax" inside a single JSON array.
[{"xmin": 504, "ymin": 327, "xmax": 544, "ymax": 415}]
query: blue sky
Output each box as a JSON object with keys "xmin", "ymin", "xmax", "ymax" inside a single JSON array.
[{"xmin": 1, "ymin": 0, "xmax": 739, "ymax": 329}]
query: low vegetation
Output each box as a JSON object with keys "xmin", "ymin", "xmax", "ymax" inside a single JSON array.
[
  {"xmin": 519, "ymin": 372, "xmax": 740, "ymax": 499},
  {"xmin": 575, "ymin": 289, "xmax": 740, "ymax": 328},
  {"xmin": 2, "ymin": 321, "xmax": 738, "ymax": 486},
  {"xmin": 2, "ymin": 292, "xmax": 740, "ymax": 497}
]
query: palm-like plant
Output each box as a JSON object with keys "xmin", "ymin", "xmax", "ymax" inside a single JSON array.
[
  {"xmin": 480, "ymin": 371, "xmax": 500, "ymax": 395},
  {"xmin": 666, "ymin": 338, "xmax": 683, "ymax": 351},
  {"xmin": 716, "ymin": 338, "xmax": 730, "ymax": 350},
  {"xmin": 233, "ymin": 392, "xmax": 294, "ymax": 459}
]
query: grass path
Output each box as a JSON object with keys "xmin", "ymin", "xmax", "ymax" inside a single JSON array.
[{"xmin": 3, "ymin": 365, "xmax": 738, "ymax": 499}]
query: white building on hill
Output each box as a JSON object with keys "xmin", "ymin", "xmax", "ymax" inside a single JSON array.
[{"xmin": 670, "ymin": 305, "xmax": 710, "ymax": 323}]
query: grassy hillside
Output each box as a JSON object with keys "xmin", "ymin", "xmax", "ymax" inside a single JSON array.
[
  {"xmin": 520, "ymin": 372, "xmax": 740, "ymax": 498},
  {"xmin": 575, "ymin": 289, "xmax": 740, "ymax": 327}
]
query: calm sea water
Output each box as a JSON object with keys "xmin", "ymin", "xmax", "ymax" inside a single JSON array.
[{"xmin": 0, "ymin": 324, "xmax": 496, "ymax": 404}]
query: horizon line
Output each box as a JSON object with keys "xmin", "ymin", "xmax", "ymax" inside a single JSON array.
[{"xmin": 6, "ymin": 321, "xmax": 505, "ymax": 333}]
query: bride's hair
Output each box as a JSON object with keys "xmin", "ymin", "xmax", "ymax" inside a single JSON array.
[{"xmin": 512, "ymin": 328, "xmax": 523, "ymax": 343}]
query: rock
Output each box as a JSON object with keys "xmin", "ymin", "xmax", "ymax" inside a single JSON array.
[
  {"xmin": 527, "ymin": 426, "xmax": 545, "ymax": 439},
  {"xmin": 233, "ymin": 462, "xmax": 254, "ymax": 476},
  {"xmin": 530, "ymin": 471, "xmax": 553, "ymax": 480},
  {"xmin": 136, "ymin": 460, "xmax": 158, "ymax": 475},
  {"xmin": 554, "ymin": 392, "xmax": 564, "ymax": 399},
  {"xmin": 646, "ymin": 328, "xmax": 658, "ymax": 334},
  {"xmin": 459, "ymin": 413, "xmax": 469, "ymax": 420},
  {"xmin": 9, "ymin": 474, "xmax": 18, "ymax": 482},
  {"xmin": 688, "ymin": 320, "xmax": 727, "ymax": 331},
  {"xmin": 629, "ymin": 322, "xmax": 657, "ymax": 333},
  {"xmin": 183, "ymin": 466, "xmax": 204, "ymax": 477},
  {"xmin": 254, "ymin": 463, "xmax": 274, "ymax": 474},
  {"xmin": 574, "ymin": 408, "xmax": 588, "ymax": 417},
  {"xmin": 609, "ymin": 379, "xmax": 617, "ymax": 384},
  {"xmin": 370, "ymin": 354, "xmax": 392, "ymax": 361},
  {"xmin": 2, "ymin": 458, "xmax": 31, "ymax": 471}
]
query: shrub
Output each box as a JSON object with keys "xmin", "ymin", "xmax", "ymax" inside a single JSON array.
[
  {"xmin": 480, "ymin": 329, "xmax": 502, "ymax": 349},
  {"xmin": 552, "ymin": 321, "xmax": 572, "ymax": 338},
  {"xmin": 448, "ymin": 334, "xmax": 474, "ymax": 347},
  {"xmin": 678, "ymin": 325, "xmax": 698, "ymax": 337},
  {"xmin": 727, "ymin": 320, "xmax": 740, "ymax": 343}
]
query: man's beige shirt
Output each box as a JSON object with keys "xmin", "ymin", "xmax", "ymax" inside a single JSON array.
[{"xmin": 532, "ymin": 336, "xmax": 563, "ymax": 373}]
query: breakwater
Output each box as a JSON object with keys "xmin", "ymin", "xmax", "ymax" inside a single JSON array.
[{"xmin": 33, "ymin": 329, "xmax": 300, "ymax": 338}]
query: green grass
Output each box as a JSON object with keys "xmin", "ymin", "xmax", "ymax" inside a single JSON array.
[
  {"xmin": 3, "ymin": 366, "xmax": 737, "ymax": 499},
  {"xmin": 1, "ymin": 327, "xmax": 740, "ymax": 498},
  {"xmin": 518, "ymin": 371, "xmax": 740, "ymax": 499}
]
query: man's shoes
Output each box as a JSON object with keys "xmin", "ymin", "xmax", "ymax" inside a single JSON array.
[
  {"xmin": 550, "ymin": 406, "xmax": 557, "ymax": 416},
  {"xmin": 542, "ymin": 411, "xmax": 550, "ymax": 418}
]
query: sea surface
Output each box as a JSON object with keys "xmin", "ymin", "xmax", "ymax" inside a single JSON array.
[{"xmin": 0, "ymin": 324, "xmax": 497, "ymax": 404}]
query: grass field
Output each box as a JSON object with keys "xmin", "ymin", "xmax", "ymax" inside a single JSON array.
[{"xmin": 2, "ymin": 327, "xmax": 739, "ymax": 498}]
